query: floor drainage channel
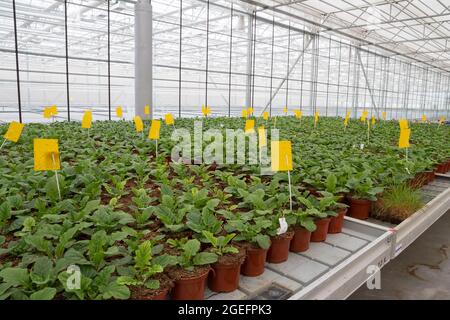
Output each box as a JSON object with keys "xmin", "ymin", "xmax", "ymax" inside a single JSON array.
[{"xmin": 250, "ymin": 284, "xmax": 293, "ymax": 300}]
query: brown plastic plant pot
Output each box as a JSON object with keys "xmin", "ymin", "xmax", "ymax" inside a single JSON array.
[
  {"xmin": 347, "ymin": 197, "xmax": 371, "ymax": 220},
  {"xmin": 328, "ymin": 208, "xmax": 348, "ymax": 234},
  {"xmin": 311, "ymin": 217, "xmax": 331, "ymax": 242},
  {"xmin": 289, "ymin": 226, "xmax": 312, "ymax": 253},
  {"xmin": 208, "ymin": 262, "xmax": 242, "ymax": 293},
  {"xmin": 149, "ymin": 288, "xmax": 169, "ymax": 300},
  {"xmin": 266, "ymin": 232, "xmax": 294, "ymax": 264},
  {"xmin": 427, "ymin": 171, "xmax": 435, "ymax": 183},
  {"xmin": 241, "ymin": 246, "xmax": 269, "ymax": 277},
  {"xmin": 171, "ymin": 268, "xmax": 210, "ymax": 300},
  {"xmin": 436, "ymin": 163, "xmax": 446, "ymax": 174}
]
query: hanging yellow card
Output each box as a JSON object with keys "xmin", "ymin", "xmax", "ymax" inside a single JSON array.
[
  {"xmin": 421, "ymin": 115, "xmax": 427, "ymax": 122},
  {"xmin": 360, "ymin": 110, "xmax": 368, "ymax": 122},
  {"xmin": 271, "ymin": 141, "xmax": 293, "ymax": 172},
  {"xmin": 283, "ymin": 106, "xmax": 288, "ymax": 114},
  {"xmin": 344, "ymin": 111, "xmax": 351, "ymax": 127},
  {"xmin": 241, "ymin": 109, "xmax": 248, "ymax": 118},
  {"xmin": 4, "ymin": 121, "xmax": 24, "ymax": 143},
  {"xmin": 247, "ymin": 107, "xmax": 253, "ymax": 116},
  {"xmin": 165, "ymin": 114, "xmax": 174, "ymax": 126},
  {"xmin": 202, "ymin": 105, "xmax": 211, "ymax": 117},
  {"xmin": 50, "ymin": 105, "xmax": 58, "ymax": 115},
  {"xmin": 399, "ymin": 119, "xmax": 409, "ymax": 130},
  {"xmin": 371, "ymin": 115, "xmax": 376, "ymax": 125},
  {"xmin": 148, "ymin": 120, "xmax": 161, "ymax": 140},
  {"xmin": 34, "ymin": 139, "xmax": 60, "ymax": 171},
  {"xmin": 263, "ymin": 111, "xmax": 269, "ymax": 120},
  {"xmin": 314, "ymin": 111, "xmax": 319, "ymax": 124},
  {"xmin": 294, "ymin": 109, "xmax": 302, "ymax": 119},
  {"xmin": 258, "ymin": 126, "xmax": 266, "ymax": 147},
  {"xmin": 382, "ymin": 111, "xmax": 386, "ymax": 120},
  {"xmin": 116, "ymin": 106, "xmax": 123, "ymax": 118},
  {"xmin": 439, "ymin": 116, "xmax": 446, "ymax": 125},
  {"xmin": 134, "ymin": 116, "xmax": 144, "ymax": 132},
  {"xmin": 399, "ymin": 128, "xmax": 410, "ymax": 149},
  {"xmin": 245, "ymin": 119, "xmax": 255, "ymax": 134},
  {"xmin": 44, "ymin": 108, "xmax": 52, "ymax": 119},
  {"xmin": 81, "ymin": 111, "xmax": 92, "ymax": 129},
  {"xmin": 144, "ymin": 105, "xmax": 150, "ymax": 115}
]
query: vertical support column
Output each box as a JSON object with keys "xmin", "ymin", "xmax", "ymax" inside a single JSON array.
[
  {"xmin": 135, "ymin": 0, "xmax": 153, "ymax": 119},
  {"xmin": 12, "ymin": 0, "xmax": 22, "ymax": 123},
  {"xmin": 245, "ymin": 13, "xmax": 254, "ymax": 109}
]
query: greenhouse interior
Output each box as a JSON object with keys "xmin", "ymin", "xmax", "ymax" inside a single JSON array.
[{"xmin": 0, "ymin": 0, "xmax": 449, "ymax": 303}]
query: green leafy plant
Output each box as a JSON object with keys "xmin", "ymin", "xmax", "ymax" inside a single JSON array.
[
  {"xmin": 201, "ymin": 231, "xmax": 239, "ymax": 256},
  {"xmin": 176, "ymin": 239, "xmax": 218, "ymax": 271}
]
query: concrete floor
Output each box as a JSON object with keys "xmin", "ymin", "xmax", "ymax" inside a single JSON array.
[{"xmin": 349, "ymin": 210, "xmax": 450, "ymax": 300}]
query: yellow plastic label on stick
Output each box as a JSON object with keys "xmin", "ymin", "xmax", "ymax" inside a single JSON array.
[
  {"xmin": 34, "ymin": 139, "xmax": 60, "ymax": 171},
  {"xmin": 165, "ymin": 114, "xmax": 174, "ymax": 126},
  {"xmin": 44, "ymin": 108, "xmax": 52, "ymax": 119},
  {"xmin": 293, "ymin": 109, "xmax": 302, "ymax": 119},
  {"xmin": 148, "ymin": 120, "xmax": 161, "ymax": 140},
  {"xmin": 4, "ymin": 121, "xmax": 24, "ymax": 143},
  {"xmin": 422, "ymin": 115, "xmax": 427, "ymax": 122},
  {"xmin": 263, "ymin": 111, "xmax": 269, "ymax": 121},
  {"xmin": 82, "ymin": 111, "xmax": 92, "ymax": 129},
  {"xmin": 144, "ymin": 105, "xmax": 150, "ymax": 115},
  {"xmin": 116, "ymin": 106, "xmax": 123, "ymax": 118},
  {"xmin": 258, "ymin": 126, "xmax": 266, "ymax": 147},
  {"xmin": 271, "ymin": 141, "xmax": 293, "ymax": 172},
  {"xmin": 399, "ymin": 119, "xmax": 409, "ymax": 130},
  {"xmin": 399, "ymin": 128, "xmax": 410, "ymax": 149},
  {"xmin": 134, "ymin": 116, "xmax": 144, "ymax": 132},
  {"xmin": 245, "ymin": 119, "xmax": 255, "ymax": 134}
]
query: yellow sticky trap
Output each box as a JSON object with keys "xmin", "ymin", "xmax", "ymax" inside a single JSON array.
[
  {"xmin": 50, "ymin": 105, "xmax": 57, "ymax": 115},
  {"xmin": 134, "ymin": 116, "xmax": 144, "ymax": 132},
  {"xmin": 421, "ymin": 115, "xmax": 427, "ymax": 123},
  {"xmin": 247, "ymin": 107, "xmax": 253, "ymax": 116},
  {"xmin": 283, "ymin": 106, "xmax": 288, "ymax": 114},
  {"xmin": 245, "ymin": 119, "xmax": 255, "ymax": 134},
  {"xmin": 271, "ymin": 141, "xmax": 293, "ymax": 172},
  {"xmin": 263, "ymin": 111, "xmax": 269, "ymax": 121},
  {"xmin": 258, "ymin": 126, "xmax": 266, "ymax": 147},
  {"xmin": 314, "ymin": 112, "xmax": 319, "ymax": 124},
  {"xmin": 360, "ymin": 110, "xmax": 368, "ymax": 122},
  {"xmin": 294, "ymin": 109, "xmax": 302, "ymax": 119},
  {"xmin": 344, "ymin": 117, "xmax": 349, "ymax": 127},
  {"xmin": 439, "ymin": 116, "xmax": 446, "ymax": 125},
  {"xmin": 382, "ymin": 111, "xmax": 386, "ymax": 120},
  {"xmin": 399, "ymin": 128, "xmax": 410, "ymax": 149},
  {"xmin": 116, "ymin": 106, "xmax": 123, "ymax": 118},
  {"xmin": 399, "ymin": 119, "xmax": 409, "ymax": 130},
  {"xmin": 82, "ymin": 111, "xmax": 92, "ymax": 129},
  {"xmin": 201, "ymin": 105, "xmax": 211, "ymax": 117},
  {"xmin": 4, "ymin": 121, "xmax": 24, "ymax": 143},
  {"xmin": 144, "ymin": 105, "xmax": 150, "ymax": 115},
  {"xmin": 34, "ymin": 139, "xmax": 60, "ymax": 171},
  {"xmin": 148, "ymin": 120, "xmax": 161, "ymax": 140},
  {"xmin": 371, "ymin": 115, "xmax": 376, "ymax": 125},
  {"xmin": 242, "ymin": 109, "xmax": 248, "ymax": 118},
  {"xmin": 44, "ymin": 108, "xmax": 52, "ymax": 119},
  {"xmin": 165, "ymin": 114, "xmax": 174, "ymax": 126}
]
